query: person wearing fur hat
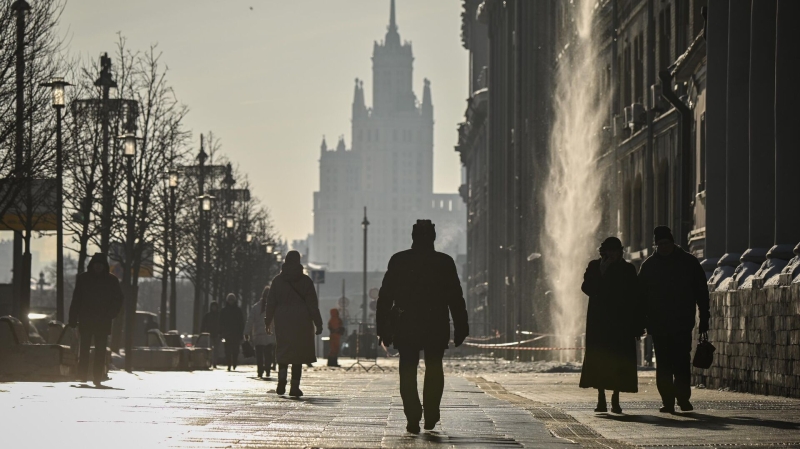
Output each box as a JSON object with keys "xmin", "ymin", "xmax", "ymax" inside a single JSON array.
[
  {"xmin": 68, "ymin": 253, "xmax": 124, "ymax": 387},
  {"xmin": 638, "ymin": 226, "xmax": 710, "ymax": 413},
  {"xmin": 579, "ymin": 237, "xmax": 643, "ymax": 414},
  {"xmin": 376, "ymin": 219, "xmax": 469, "ymax": 433},
  {"xmin": 264, "ymin": 251, "xmax": 323, "ymax": 397}
]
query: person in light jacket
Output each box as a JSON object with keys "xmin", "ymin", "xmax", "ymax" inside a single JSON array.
[
  {"xmin": 264, "ymin": 251, "xmax": 323, "ymax": 397},
  {"xmin": 245, "ymin": 286, "xmax": 277, "ymax": 378}
]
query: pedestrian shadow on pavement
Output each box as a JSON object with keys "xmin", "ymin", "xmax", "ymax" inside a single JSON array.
[
  {"xmin": 70, "ymin": 384, "xmax": 124, "ymax": 391},
  {"xmin": 283, "ymin": 396, "xmax": 341, "ymax": 406},
  {"xmin": 419, "ymin": 431, "xmax": 523, "ymax": 447},
  {"xmin": 598, "ymin": 412, "xmax": 800, "ymax": 431}
]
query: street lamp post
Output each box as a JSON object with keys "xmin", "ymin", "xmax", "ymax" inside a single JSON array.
[
  {"xmin": 194, "ymin": 140, "xmax": 208, "ymax": 333},
  {"xmin": 42, "ymin": 77, "xmax": 72, "ymax": 323},
  {"xmin": 122, "ymin": 133, "xmax": 137, "ymax": 373},
  {"xmin": 168, "ymin": 169, "xmax": 178, "ymax": 331},
  {"xmin": 361, "ymin": 207, "xmax": 369, "ymax": 325}
]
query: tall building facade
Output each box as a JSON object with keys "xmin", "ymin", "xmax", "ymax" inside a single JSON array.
[
  {"xmin": 312, "ymin": 0, "xmax": 466, "ymax": 273},
  {"xmin": 456, "ymin": 0, "xmax": 800, "ymax": 344}
]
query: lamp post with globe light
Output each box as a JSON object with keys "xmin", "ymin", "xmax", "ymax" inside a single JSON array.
[
  {"xmin": 41, "ymin": 77, "xmax": 72, "ymax": 323},
  {"xmin": 121, "ymin": 133, "xmax": 137, "ymax": 373}
]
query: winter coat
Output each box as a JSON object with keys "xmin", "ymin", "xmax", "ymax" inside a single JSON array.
[
  {"xmin": 376, "ymin": 242, "xmax": 469, "ymax": 351},
  {"xmin": 638, "ymin": 246, "xmax": 710, "ymax": 336},
  {"xmin": 264, "ymin": 262, "xmax": 324, "ymax": 364},
  {"xmin": 328, "ymin": 309, "xmax": 344, "ymax": 357},
  {"xmin": 579, "ymin": 258, "xmax": 642, "ymax": 392},
  {"xmin": 68, "ymin": 254, "xmax": 124, "ymax": 335},
  {"xmin": 245, "ymin": 300, "xmax": 276, "ymax": 346},
  {"xmin": 200, "ymin": 310, "xmax": 220, "ymax": 339},
  {"xmin": 219, "ymin": 304, "xmax": 245, "ymax": 342}
]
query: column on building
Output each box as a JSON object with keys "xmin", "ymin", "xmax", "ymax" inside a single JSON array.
[
  {"xmin": 703, "ymin": 0, "xmax": 728, "ymax": 261},
  {"xmin": 774, "ymin": 0, "xmax": 800, "ymax": 249},
  {"xmin": 723, "ymin": 0, "xmax": 750, "ymax": 256},
  {"xmin": 745, "ymin": 0, "xmax": 777, "ymax": 256}
]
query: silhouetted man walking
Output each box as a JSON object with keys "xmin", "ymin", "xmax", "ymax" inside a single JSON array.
[
  {"xmin": 68, "ymin": 253, "xmax": 123, "ymax": 387},
  {"xmin": 377, "ymin": 220, "xmax": 468, "ymax": 433},
  {"xmin": 638, "ymin": 226, "xmax": 710, "ymax": 413}
]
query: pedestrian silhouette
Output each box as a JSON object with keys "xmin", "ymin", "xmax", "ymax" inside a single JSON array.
[
  {"xmin": 579, "ymin": 237, "xmax": 642, "ymax": 414},
  {"xmin": 376, "ymin": 219, "xmax": 469, "ymax": 433},
  {"xmin": 264, "ymin": 250, "xmax": 324, "ymax": 397},
  {"xmin": 201, "ymin": 302, "xmax": 221, "ymax": 368},
  {"xmin": 68, "ymin": 253, "xmax": 123, "ymax": 387},
  {"xmin": 245, "ymin": 287, "xmax": 276, "ymax": 378},
  {"xmin": 220, "ymin": 293, "xmax": 245, "ymax": 371},
  {"xmin": 327, "ymin": 309, "xmax": 344, "ymax": 367},
  {"xmin": 638, "ymin": 226, "xmax": 710, "ymax": 413}
]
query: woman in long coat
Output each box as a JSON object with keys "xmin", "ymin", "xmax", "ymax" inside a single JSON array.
[
  {"xmin": 264, "ymin": 251, "xmax": 323, "ymax": 397},
  {"xmin": 579, "ymin": 237, "xmax": 643, "ymax": 413},
  {"xmin": 220, "ymin": 293, "xmax": 245, "ymax": 371}
]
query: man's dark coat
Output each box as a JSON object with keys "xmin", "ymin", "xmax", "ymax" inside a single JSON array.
[
  {"xmin": 638, "ymin": 247, "xmax": 710, "ymax": 336},
  {"xmin": 68, "ymin": 254, "xmax": 124, "ymax": 335},
  {"xmin": 219, "ymin": 303, "xmax": 245, "ymax": 342},
  {"xmin": 376, "ymin": 242, "xmax": 468, "ymax": 351},
  {"xmin": 579, "ymin": 258, "xmax": 642, "ymax": 392}
]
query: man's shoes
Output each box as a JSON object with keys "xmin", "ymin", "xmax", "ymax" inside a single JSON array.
[
  {"xmin": 276, "ymin": 381, "xmax": 286, "ymax": 395},
  {"xmin": 227, "ymin": 366, "xmax": 231, "ymax": 372},
  {"xmin": 289, "ymin": 379, "xmax": 303, "ymax": 397},
  {"xmin": 659, "ymin": 405, "xmax": 675, "ymax": 413},
  {"xmin": 611, "ymin": 404, "xmax": 623, "ymax": 414},
  {"xmin": 677, "ymin": 401, "xmax": 694, "ymax": 412},
  {"xmin": 406, "ymin": 421, "xmax": 421, "ymax": 434},
  {"xmin": 594, "ymin": 402, "xmax": 607, "ymax": 413},
  {"xmin": 423, "ymin": 420, "xmax": 438, "ymax": 431},
  {"xmin": 258, "ymin": 371, "xmax": 263, "ymax": 378},
  {"xmin": 93, "ymin": 381, "xmax": 102, "ymax": 388},
  {"xmin": 232, "ymin": 365, "xmax": 237, "ymax": 371}
]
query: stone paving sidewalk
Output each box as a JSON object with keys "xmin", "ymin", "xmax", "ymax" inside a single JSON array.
[
  {"xmin": 482, "ymin": 370, "xmax": 800, "ymax": 448},
  {"xmin": 1, "ymin": 364, "xmax": 572, "ymax": 449},
  {"xmin": 3, "ymin": 360, "xmax": 800, "ymax": 448}
]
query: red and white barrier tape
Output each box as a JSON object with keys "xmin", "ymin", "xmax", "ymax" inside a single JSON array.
[{"xmin": 464, "ymin": 342, "xmax": 585, "ymax": 351}]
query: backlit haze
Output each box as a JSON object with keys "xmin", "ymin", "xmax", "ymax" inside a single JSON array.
[{"xmin": 30, "ymin": 0, "xmax": 466, "ymax": 265}]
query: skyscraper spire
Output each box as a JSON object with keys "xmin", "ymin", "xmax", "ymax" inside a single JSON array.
[
  {"xmin": 352, "ymin": 78, "xmax": 367, "ymax": 119},
  {"xmin": 385, "ymin": 0, "xmax": 400, "ymax": 46}
]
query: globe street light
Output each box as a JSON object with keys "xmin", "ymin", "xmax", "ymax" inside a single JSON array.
[
  {"xmin": 266, "ymin": 243, "xmax": 274, "ymax": 254},
  {"xmin": 246, "ymin": 233, "xmax": 253, "ymax": 243},
  {"xmin": 41, "ymin": 77, "xmax": 72, "ymax": 323},
  {"xmin": 120, "ymin": 132, "xmax": 137, "ymax": 373},
  {"xmin": 276, "ymin": 253, "xmax": 283, "ymax": 263},
  {"xmin": 225, "ymin": 214, "xmax": 235, "ymax": 229}
]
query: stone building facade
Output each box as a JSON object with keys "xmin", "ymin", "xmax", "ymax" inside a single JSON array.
[
  {"xmin": 311, "ymin": 0, "xmax": 465, "ymax": 274},
  {"xmin": 457, "ymin": 0, "xmax": 800, "ymax": 357}
]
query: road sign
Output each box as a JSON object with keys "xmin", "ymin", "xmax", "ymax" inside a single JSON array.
[
  {"xmin": 311, "ymin": 270, "xmax": 325, "ymax": 284},
  {"xmin": 369, "ymin": 288, "xmax": 379, "ymax": 300},
  {"xmin": 338, "ymin": 296, "xmax": 349, "ymax": 308}
]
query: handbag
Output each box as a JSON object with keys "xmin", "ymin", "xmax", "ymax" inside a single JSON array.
[
  {"xmin": 241, "ymin": 339, "xmax": 255, "ymax": 358},
  {"xmin": 692, "ymin": 333, "xmax": 716, "ymax": 369}
]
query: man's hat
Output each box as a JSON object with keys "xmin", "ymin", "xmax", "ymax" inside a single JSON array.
[
  {"xmin": 653, "ymin": 226, "xmax": 674, "ymax": 243},
  {"xmin": 598, "ymin": 237, "xmax": 623, "ymax": 251}
]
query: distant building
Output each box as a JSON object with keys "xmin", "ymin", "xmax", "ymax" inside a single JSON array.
[{"xmin": 311, "ymin": 0, "xmax": 466, "ymax": 273}]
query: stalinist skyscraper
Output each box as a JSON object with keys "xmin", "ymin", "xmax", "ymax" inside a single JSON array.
[{"xmin": 311, "ymin": 0, "xmax": 465, "ymax": 272}]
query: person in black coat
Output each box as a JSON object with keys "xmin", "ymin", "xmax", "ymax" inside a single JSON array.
[
  {"xmin": 201, "ymin": 302, "xmax": 221, "ymax": 368},
  {"xmin": 219, "ymin": 293, "xmax": 245, "ymax": 371},
  {"xmin": 579, "ymin": 237, "xmax": 643, "ymax": 414},
  {"xmin": 68, "ymin": 253, "xmax": 124, "ymax": 386},
  {"xmin": 638, "ymin": 226, "xmax": 710, "ymax": 413},
  {"xmin": 376, "ymin": 219, "xmax": 469, "ymax": 433}
]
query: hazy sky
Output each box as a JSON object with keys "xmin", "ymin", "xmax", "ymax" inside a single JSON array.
[{"xmin": 55, "ymin": 0, "xmax": 468, "ymax": 246}]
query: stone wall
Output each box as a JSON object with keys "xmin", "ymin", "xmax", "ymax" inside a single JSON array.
[{"xmin": 692, "ymin": 283, "xmax": 800, "ymax": 397}]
